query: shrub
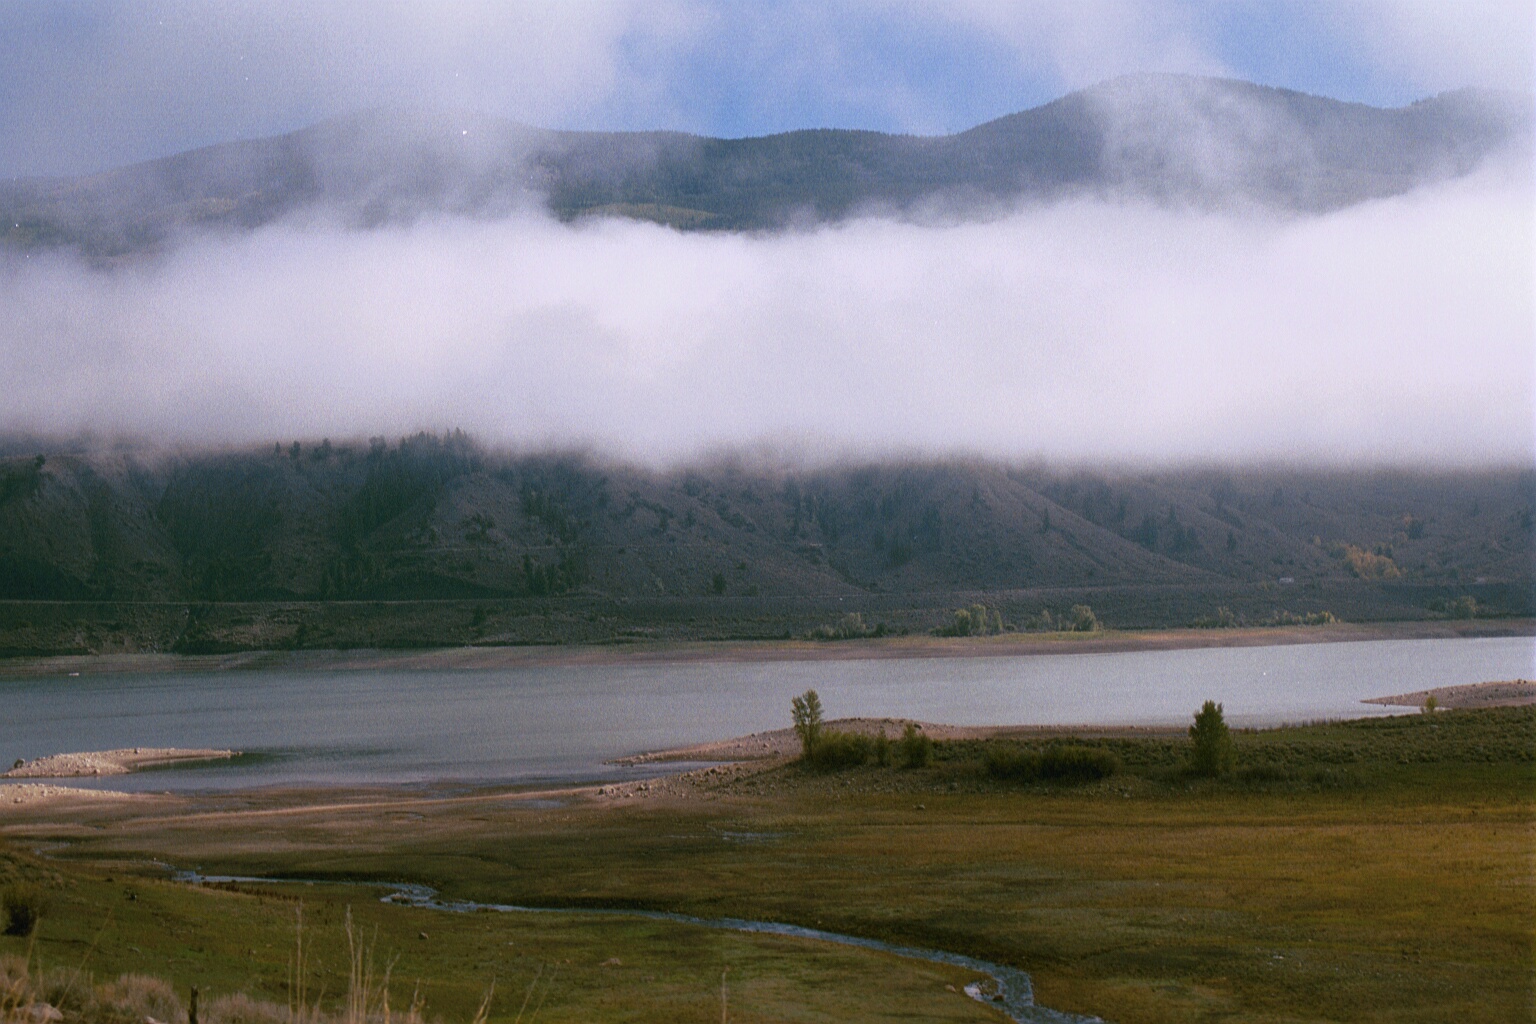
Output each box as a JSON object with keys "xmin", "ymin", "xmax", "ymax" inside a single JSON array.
[
  {"xmin": 1189, "ymin": 700, "xmax": 1235, "ymax": 776},
  {"xmin": 985, "ymin": 744, "xmax": 1120, "ymax": 783},
  {"xmin": 2, "ymin": 883, "xmax": 49, "ymax": 937},
  {"xmin": 984, "ymin": 746, "xmax": 1042, "ymax": 781},
  {"xmin": 1068, "ymin": 604, "xmax": 1099, "ymax": 632},
  {"xmin": 805, "ymin": 730, "xmax": 872, "ymax": 770},
  {"xmin": 1236, "ymin": 764, "xmax": 1293, "ymax": 784},
  {"xmin": 899, "ymin": 724, "xmax": 933, "ymax": 768},
  {"xmin": 1039, "ymin": 745, "xmax": 1121, "ymax": 782},
  {"xmin": 872, "ymin": 729, "xmax": 892, "ymax": 767}
]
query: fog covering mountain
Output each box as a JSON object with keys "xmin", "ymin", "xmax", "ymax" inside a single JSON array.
[{"xmin": 2, "ymin": 74, "xmax": 1528, "ymax": 259}]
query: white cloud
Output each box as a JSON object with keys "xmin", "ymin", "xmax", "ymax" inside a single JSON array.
[
  {"xmin": 0, "ymin": 0, "xmax": 700, "ymax": 175},
  {"xmin": 1328, "ymin": 0, "xmax": 1535, "ymax": 95},
  {"xmin": 930, "ymin": 0, "xmax": 1226, "ymax": 88},
  {"xmin": 1, "ymin": 168, "xmax": 1528, "ymax": 467}
]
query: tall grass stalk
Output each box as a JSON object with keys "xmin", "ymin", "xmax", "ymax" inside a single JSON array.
[
  {"xmin": 343, "ymin": 907, "xmax": 397, "ymax": 1024},
  {"xmin": 511, "ymin": 964, "xmax": 542, "ymax": 1024},
  {"xmin": 525, "ymin": 963, "xmax": 557, "ymax": 1024},
  {"xmin": 466, "ymin": 981, "xmax": 494, "ymax": 1024}
]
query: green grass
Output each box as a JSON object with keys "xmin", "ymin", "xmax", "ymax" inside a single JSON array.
[{"xmin": 4, "ymin": 708, "xmax": 1533, "ymax": 1022}]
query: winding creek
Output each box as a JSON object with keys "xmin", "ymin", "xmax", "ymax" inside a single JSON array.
[{"xmin": 177, "ymin": 873, "xmax": 1099, "ymax": 1023}]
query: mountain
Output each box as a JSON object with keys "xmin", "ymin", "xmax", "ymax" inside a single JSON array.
[{"xmin": 2, "ymin": 75, "xmax": 1527, "ymax": 260}]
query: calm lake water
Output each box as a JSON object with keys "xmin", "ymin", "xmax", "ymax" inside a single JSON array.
[{"xmin": 1, "ymin": 637, "xmax": 1530, "ymax": 792}]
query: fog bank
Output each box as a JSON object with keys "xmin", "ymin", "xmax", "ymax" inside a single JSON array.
[{"xmin": 1, "ymin": 168, "xmax": 1529, "ymax": 468}]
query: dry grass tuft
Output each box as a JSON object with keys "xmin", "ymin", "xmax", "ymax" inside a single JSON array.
[
  {"xmin": 90, "ymin": 973, "xmax": 185, "ymax": 1024},
  {"xmin": 202, "ymin": 992, "xmax": 289, "ymax": 1024}
]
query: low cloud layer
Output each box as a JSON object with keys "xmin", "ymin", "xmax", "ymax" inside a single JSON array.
[{"xmin": 2, "ymin": 164, "xmax": 1529, "ymax": 468}]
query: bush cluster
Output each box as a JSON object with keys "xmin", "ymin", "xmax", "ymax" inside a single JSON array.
[
  {"xmin": 1266, "ymin": 609, "xmax": 1337, "ymax": 626},
  {"xmin": 2, "ymin": 883, "xmax": 49, "ymax": 937},
  {"xmin": 933, "ymin": 604, "xmax": 1004, "ymax": 637},
  {"xmin": 985, "ymin": 744, "xmax": 1121, "ymax": 783},
  {"xmin": 803, "ymin": 724, "xmax": 933, "ymax": 771},
  {"xmin": 805, "ymin": 730, "xmax": 874, "ymax": 769},
  {"xmin": 807, "ymin": 612, "xmax": 886, "ymax": 641}
]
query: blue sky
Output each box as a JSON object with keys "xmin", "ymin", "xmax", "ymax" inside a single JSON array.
[{"xmin": 0, "ymin": 0, "xmax": 1530, "ymax": 176}]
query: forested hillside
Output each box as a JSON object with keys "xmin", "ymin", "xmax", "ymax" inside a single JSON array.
[{"xmin": 1, "ymin": 434, "xmax": 1528, "ymax": 609}]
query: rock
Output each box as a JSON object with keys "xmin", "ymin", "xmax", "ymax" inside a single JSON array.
[
  {"xmin": 27, "ymin": 1005, "xmax": 62, "ymax": 1023},
  {"xmin": 601, "ymin": 957, "xmax": 622, "ymax": 966},
  {"xmin": 418, "ymin": 931, "xmax": 428, "ymax": 940}
]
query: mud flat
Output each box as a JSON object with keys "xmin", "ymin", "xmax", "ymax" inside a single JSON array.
[
  {"xmin": 1364, "ymin": 679, "xmax": 1536, "ymax": 709},
  {"xmin": 3, "ymin": 747, "xmax": 237, "ymax": 778}
]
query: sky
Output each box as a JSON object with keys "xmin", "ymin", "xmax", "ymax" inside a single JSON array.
[
  {"xmin": 0, "ymin": 0, "xmax": 1531, "ymax": 178},
  {"xmin": 0, "ymin": 1, "xmax": 1531, "ymax": 468}
]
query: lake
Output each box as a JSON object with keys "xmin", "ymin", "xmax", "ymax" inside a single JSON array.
[{"xmin": 1, "ymin": 636, "xmax": 1529, "ymax": 792}]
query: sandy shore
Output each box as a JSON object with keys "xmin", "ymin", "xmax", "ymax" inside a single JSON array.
[
  {"xmin": 1, "ymin": 619, "xmax": 1529, "ymax": 679},
  {"xmin": 1362, "ymin": 680, "xmax": 1536, "ymax": 709},
  {"xmin": 4, "ymin": 747, "xmax": 237, "ymax": 778}
]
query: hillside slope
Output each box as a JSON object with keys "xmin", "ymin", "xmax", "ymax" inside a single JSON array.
[{"xmin": 1, "ymin": 438, "xmax": 1529, "ymax": 606}]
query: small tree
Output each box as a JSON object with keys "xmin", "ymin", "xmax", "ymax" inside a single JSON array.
[
  {"xmin": 791, "ymin": 690, "xmax": 824, "ymax": 756},
  {"xmin": 1188, "ymin": 700, "xmax": 1234, "ymax": 776},
  {"xmin": 1069, "ymin": 604, "xmax": 1099, "ymax": 632}
]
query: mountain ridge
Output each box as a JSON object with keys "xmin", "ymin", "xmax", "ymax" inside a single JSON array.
[{"xmin": 2, "ymin": 74, "xmax": 1527, "ymax": 260}]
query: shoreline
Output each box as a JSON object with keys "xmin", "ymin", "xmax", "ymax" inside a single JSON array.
[
  {"xmin": 1, "ymin": 618, "xmax": 1529, "ymax": 679},
  {"xmin": 6, "ymin": 680, "xmax": 1529, "ymax": 812},
  {"xmin": 4, "ymin": 747, "xmax": 238, "ymax": 778}
]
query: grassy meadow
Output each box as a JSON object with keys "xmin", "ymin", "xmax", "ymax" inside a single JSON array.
[{"xmin": 2, "ymin": 707, "xmax": 1532, "ymax": 1023}]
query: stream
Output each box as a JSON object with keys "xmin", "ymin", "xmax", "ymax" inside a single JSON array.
[{"xmin": 177, "ymin": 872, "xmax": 1101, "ymax": 1024}]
